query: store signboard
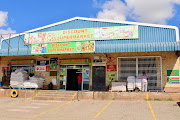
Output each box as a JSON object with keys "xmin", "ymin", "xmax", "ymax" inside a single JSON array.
[
  {"xmin": 24, "ymin": 25, "xmax": 139, "ymax": 44},
  {"xmin": 167, "ymin": 70, "xmax": 179, "ymax": 84},
  {"xmin": 107, "ymin": 65, "xmax": 116, "ymax": 71},
  {"xmin": 9, "ymin": 60, "xmax": 35, "ymax": 65},
  {"xmin": 37, "ymin": 60, "xmax": 49, "ymax": 66},
  {"xmin": 35, "ymin": 66, "xmax": 46, "ymax": 72},
  {"xmin": 58, "ymin": 59, "xmax": 90, "ymax": 64},
  {"xmin": 31, "ymin": 41, "xmax": 95, "ymax": 55}
]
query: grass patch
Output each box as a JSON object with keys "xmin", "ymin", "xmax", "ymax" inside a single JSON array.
[
  {"xmin": 154, "ymin": 98, "xmax": 162, "ymax": 101},
  {"xmin": 145, "ymin": 98, "xmax": 152, "ymax": 101},
  {"xmin": 166, "ymin": 98, "xmax": 174, "ymax": 101}
]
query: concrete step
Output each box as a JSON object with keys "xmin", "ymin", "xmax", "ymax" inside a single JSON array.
[{"xmin": 33, "ymin": 96, "xmax": 73, "ymax": 101}]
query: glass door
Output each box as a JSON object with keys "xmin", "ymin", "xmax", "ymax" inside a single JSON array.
[
  {"xmin": 59, "ymin": 65, "xmax": 67, "ymax": 90},
  {"xmin": 82, "ymin": 65, "xmax": 90, "ymax": 91}
]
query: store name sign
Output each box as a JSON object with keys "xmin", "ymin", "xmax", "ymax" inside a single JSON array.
[
  {"xmin": 9, "ymin": 60, "xmax": 35, "ymax": 65},
  {"xmin": 57, "ymin": 59, "xmax": 90, "ymax": 64},
  {"xmin": 24, "ymin": 25, "xmax": 139, "ymax": 44},
  {"xmin": 31, "ymin": 41, "xmax": 95, "ymax": 55}
]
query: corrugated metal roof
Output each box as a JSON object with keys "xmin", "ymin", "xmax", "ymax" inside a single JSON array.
[
  {"xmin": 95, "ymin": 41, "xmax": 180, "ymax": 53},
  {"xmin": 0, "ymin": 17, "xmax": 179, "ymax": 56}
]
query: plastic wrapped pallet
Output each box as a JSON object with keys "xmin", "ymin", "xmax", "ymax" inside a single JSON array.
[
  {"xmin": 10, "ymin": 68, "xmax": 29, "ymax": 88},
  {"xmin": 135, "ymin": 79, "xmax": 142, "ymax": 90},
  {"xmin": 24, "ymin": 77, "xmax": 45, "ymax": 88},
  {"xmin": 111, "ymin": 82, "xmax": 126, "ymax": 92},
  {"xmin": 127, "ymin": 76, "xmax": 135, "ymax": 91}
]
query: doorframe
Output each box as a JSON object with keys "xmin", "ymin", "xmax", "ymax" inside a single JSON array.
[
  {"xmin": 58, "ymin": 64, "xmax": 91, "ymax": 91},
  {"xmin": 92, "ymin": 65, "xmax": 106, "ymax": 91},
  {"xmin": 117, "ymin": 56, "xmax": 162, "ymax": 90}
]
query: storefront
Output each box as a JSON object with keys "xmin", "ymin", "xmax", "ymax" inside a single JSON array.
[{"xmin": 0, "ymin": 17, "xmax": 180, "ymax": 92}]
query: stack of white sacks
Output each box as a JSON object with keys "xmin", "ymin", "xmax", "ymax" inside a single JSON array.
[
  {"xmin": 10, "ymin": 68, "xmax": 29, "ymax": 88},
  {"xmin": 24, "ymin": 77, "xmax": 44, "ymax": 88},
  {"xmin": 10, "ymin": 68, "xmax": 45, "ymax": 89},
  {"xmin": 127, "ymin": 76, "xmax": 136, "ymax": 91},
  {"xmin": 135, "ymin": 78, "xmax": 142, "ymax": 91}
]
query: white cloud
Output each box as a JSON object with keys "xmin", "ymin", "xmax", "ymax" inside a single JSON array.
[
  {"xmin": 95, "ymin": 0, "xmax": 180, "ymax": 24},
  {"xmin": 0, "ymin": 11, "xmax": 8, "ymax": 27},
  {"xmin": 0, "ymin": 27, "xmax": 16, "ymax": 38},
  {"xmin": 0, "ymin": 11, "xmax": 16, "ymax": 38}
]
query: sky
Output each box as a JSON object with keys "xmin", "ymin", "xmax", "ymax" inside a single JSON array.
[{"xmin": 1, "ymin": 0, "xmax": 180, "ymax": 36}]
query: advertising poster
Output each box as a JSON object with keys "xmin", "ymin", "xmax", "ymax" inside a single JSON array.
[
  {"xmin": 50, "ymin": 58, "xmax": 58, "ymax": 70},
  {"xmin": 25, "ymin": 25, "xmax": 139, "ymax": 44},
  {"xmin": 108, "ymin": 71, "xmax": 116, "ymax": 84},
  {"xmin": 35, "ymin": 66, "xmax": 46, "ymax": 72},
  {"xmin": 107, "ymin": 65, "xmax": 117, "ymax": 71},
  {"xmin": 31, "ymin": 41, "xmax": 95, "ymax": 55},
  {"xmin": 167, "ymin": 70, "xmax": 179, "ymax": 84}
]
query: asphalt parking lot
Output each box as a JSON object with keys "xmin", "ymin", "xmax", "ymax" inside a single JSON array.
[{"xmin": 0, "ymin": 98, "xmax": 179, "ymax": 120}]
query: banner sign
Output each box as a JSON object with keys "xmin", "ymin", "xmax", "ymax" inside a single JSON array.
[
  {"xmin": 37, "ymin": 60, "xmax": 49, "ymax": 66},
  {"xmin": 24, "ymin": 25, "xmax": 139, "ymax": 44},
  {"xmin": 167, "ymin": 70, "xmax": 179, "ymax": 84},
  {"xmin": 57, "ymin": 59, "xmax": 90, "ymax": 64},
  {"xmin": 35, "ymin": 66, "xmax": 47, "ymax": 72},
  {"xmin": 31, "ymin": 41, "xmax": 95, "ymax": 55},
  {"xmin": 9, "ymin": 60, "xmax": 35, "ymax": 65},
  {"xmin": 107, "ymin": 65, "xmax": 116, "ymax": 71}
]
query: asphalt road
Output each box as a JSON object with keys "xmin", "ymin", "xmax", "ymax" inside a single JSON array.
[{"xmin": 0, "ymin": 98, "xmax": 179, "ymax": 120}]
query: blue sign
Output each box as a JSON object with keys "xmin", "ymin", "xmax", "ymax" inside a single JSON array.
[{"xmin": 37, "ymin": 60, "xmax": 49, "ymax": 66}]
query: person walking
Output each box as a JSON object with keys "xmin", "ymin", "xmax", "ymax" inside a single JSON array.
[
  {"xmin": 137, "ymin": 72, "xmax": 148, "ymax": 92},
  {"xmin": 77, "ymin": 74, "xmax": 82, "ymax": 90}
]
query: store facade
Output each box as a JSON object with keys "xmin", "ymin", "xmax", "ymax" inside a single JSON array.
[{"xmin": 0, "ymin": 17, "xmax": 180, "ymax": 92}]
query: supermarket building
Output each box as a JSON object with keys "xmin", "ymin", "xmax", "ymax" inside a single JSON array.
[{"xmin": 0, "ymin": 17, "xmax": 180, "ymax": 92}]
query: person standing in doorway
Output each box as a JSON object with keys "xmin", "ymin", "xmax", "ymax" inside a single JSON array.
[
  {"xmin": 78, "ymin": 74, "xmax": 82, "ymax": 90},
  {"xmin": 137, "ymin": 72, "xmax": 148, "ymax": 92}
]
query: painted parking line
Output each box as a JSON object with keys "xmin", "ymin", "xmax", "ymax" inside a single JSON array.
[
  {"xmin": 146, "ymin": 93, "xmax": 157, "ymax": 120},
  {"xmin": 28, "ymin": 92, "xmax": 77, "ymax": 119},
  {"xmin": 0, "ymin": 99, "xmax": 32, "ymax": 109},
  {"xmin": 93, "ymin": 92, "xmax": 114, "ymax": 119}
]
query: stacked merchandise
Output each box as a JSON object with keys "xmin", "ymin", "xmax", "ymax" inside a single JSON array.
[
  {"xmin": 135, "ymin": 79, "xmax": 142, "ymax": 91},
  {"xmin": 10, "ymin": 68, "xmax": 29, "ymax": 88},
  {"xmin": 127, "ymin": 76, "xmax": 135, "ymax": 91},
  {"xmin": 24, "ymin": 77, "xmax": 45, "ymax": 88},
  {"xmin": 111, "ymin": 82, "xmax": 126, "ymax": 92}
]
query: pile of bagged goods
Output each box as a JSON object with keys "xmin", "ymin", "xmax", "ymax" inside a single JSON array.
[
  {"xmin": 10, "ymin": 68, "xmax": 45, "ymax": 89},
  {"xmin": 127, "ymin": 76, "xmax": 142, "ymax": 91}
]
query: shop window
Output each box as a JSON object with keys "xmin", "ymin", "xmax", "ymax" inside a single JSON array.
[{"xmin": 118, "ymin": 57, "xmax": 161, "ymax": 90}]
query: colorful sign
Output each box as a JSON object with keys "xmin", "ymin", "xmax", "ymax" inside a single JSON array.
[
  {"xmin": 31, "ymin": 41, "xmax": 95, "ymax": 55},
  {"xmin": 35, "ymin": 66, "xmax": 49, "ymax": 72},
  {"xmin": 9, "ymin": 60, "xmax": 35, "ymax": 65},
  {"xmin": 108, "ymin": 71, "xmax": 116, "ymax": 84},
  {"xmin": 167, "ymin": 70, "xmax": 179, "ymax": 84},
  {"xmin": 2, "ymin": 67, "xmax": 9, "ymax": 72},
  {"xmin": 50, "ymin": 71, "xmax": 57, "ymax": 76},
  {"xmin": 58, "ymin": 59, "xmax": 90, "ymax": 64},
  {"xmin": 107, "ymin": 65, "xmax": 116, "ymax": 71},
  {"xmin": 37, "ymin": 60, "xmax": 49, "ymax": 66},
  {"xmin": 50, "ymin": 58, "xmax": 58, "ymax": 70},
  {"xmin": 24, "ymin": 25, "xmax": 139, "ymax": 44}
]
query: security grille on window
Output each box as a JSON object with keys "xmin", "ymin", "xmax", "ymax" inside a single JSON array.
[{"xmin": 118, "ymin": 57, "xmax": 162, "ymax": 90}]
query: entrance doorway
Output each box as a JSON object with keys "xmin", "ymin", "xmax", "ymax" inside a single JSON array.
[
  {"xmin": 92, "ymin": 66, "xmax": 106, "ymax": 91},
  {"xmin": 66, "ymin": 69, "xmax": 79, "ymax": 90},
  {"xmin": 59, "ymin": 65, "xmax": 90, "ymax": 91}
]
